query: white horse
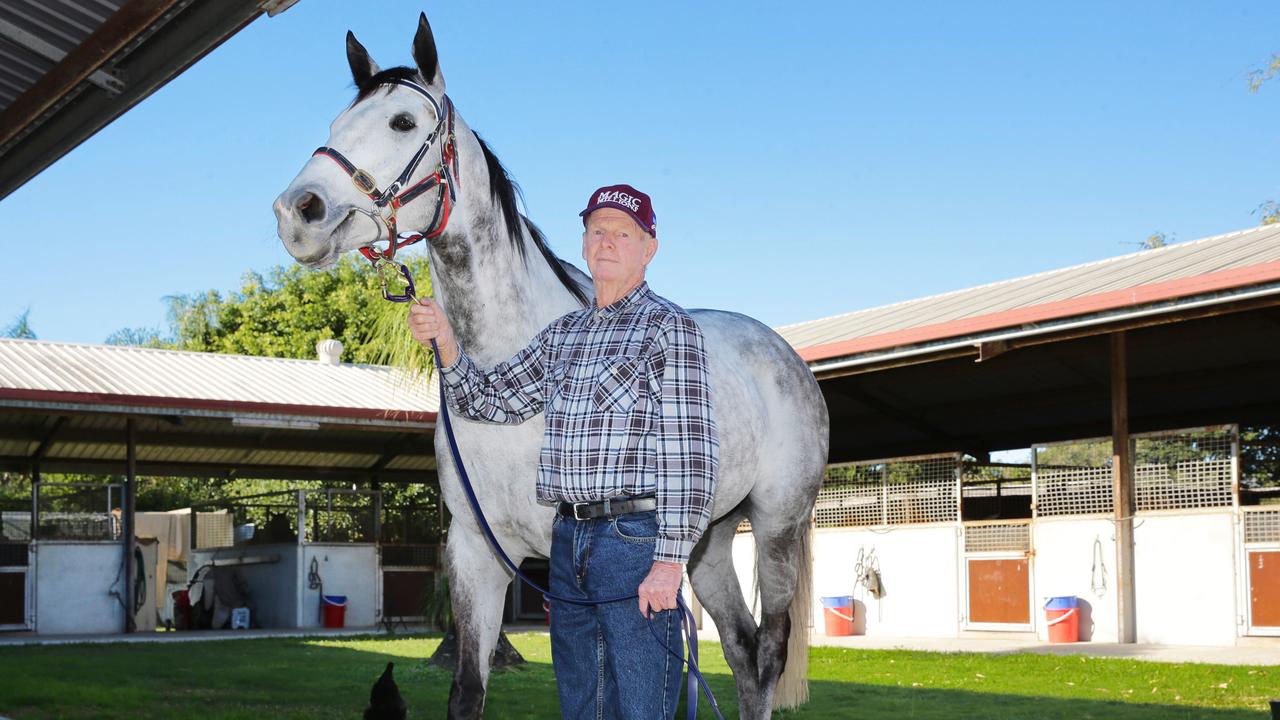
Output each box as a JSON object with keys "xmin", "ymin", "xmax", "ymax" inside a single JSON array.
[{"xmin": 274, "ymin": 15, "xmax": 828, "ymax": 719}]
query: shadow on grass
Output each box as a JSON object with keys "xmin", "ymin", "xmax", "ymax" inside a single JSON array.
[
  {"xmin": 765, "ymin": 680, "xmax": 1272, "ymax": 720},
  {"xmin": 0, "ymin": 634, "xmax": 1270, "ymax": 719}
]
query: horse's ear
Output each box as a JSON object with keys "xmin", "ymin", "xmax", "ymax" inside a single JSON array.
[
  {"xmin": 346, "ymin": 30, "xmax": 380, "ymax": 87},
  {"xmin": 411, "ymin": 12, "xmax": 445, "ymax": 89}
]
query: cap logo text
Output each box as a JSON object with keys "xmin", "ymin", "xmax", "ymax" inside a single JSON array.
[{"xmin": 597, "ymin": 190, "xmax": 641, "ymax": 212}]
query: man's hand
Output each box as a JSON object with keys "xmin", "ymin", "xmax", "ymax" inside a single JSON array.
[
  {"xmin": 407, "ymin": 297, "xmax": 459, "ymax": 367},
  {"xmin": 638, "ymin": 560, "xmax": 683, "ymax": 617}
]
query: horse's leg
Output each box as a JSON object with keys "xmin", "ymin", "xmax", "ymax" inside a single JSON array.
[
  {"xmin": 445, "ymin": 520, "xmax": 514, "ymax": 720},
  {"xmin": 746, "ymin": 516, "xmax": 812, "ymax": 714},
  {"xmin": 686, "ymin": 512, "xmax": 767, "ymax": 720}
]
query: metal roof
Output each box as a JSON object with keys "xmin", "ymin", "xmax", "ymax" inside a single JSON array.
[
  {"xmin": 777, "ymin": 224, "xmax": 1280, "ymax": 371},
  {"xmin": 0, "ymin": 337, "xmax": 439, "ymax": 424},
  {"xmin": 0, "ymin": 0, "xmax": 298, "ymax": 201},
  {"xmin": 0, "ymin": 339, "xmax": 438, "ymax": 482}
]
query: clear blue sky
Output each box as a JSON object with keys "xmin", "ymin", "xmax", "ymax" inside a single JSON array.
[{"xmin": 2, "ymin": 1, "xmax": 1278, "ymax": 344}]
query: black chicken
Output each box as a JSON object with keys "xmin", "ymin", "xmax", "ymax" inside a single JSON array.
[{"xmin": 364, "ymin": 662, "xmax": 407, "ymax": 720}]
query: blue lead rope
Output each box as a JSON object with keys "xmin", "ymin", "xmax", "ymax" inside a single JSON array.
[{"xmin": 429, "ymin": 338, "xmax": 724, "ymax": 719}]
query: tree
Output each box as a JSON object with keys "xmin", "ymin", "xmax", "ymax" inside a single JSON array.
[
  {"xmin": 1141, "ymin": 231, "xmax": 1169, "ymax": 250},
  {"xmin": 3, "ymin": 309, "xmax": 35, "ymax": 339},
  {"xmin": 1256, "ymin": 201, "xmax": 1280, "ymax": 226},
  {"xmin": 1248, "ymin": 53, "xmax": 1280, "ymax": 93},
  {"xmin": 108, "ymin": 255, "xmax": 435, "ymax": 374},
  {"xmin": 1249, "ymin": 54, "xmax": 1279, "ymax": 225}
]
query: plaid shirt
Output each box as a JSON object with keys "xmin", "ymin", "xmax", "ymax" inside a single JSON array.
[{"xmin": 439, "ymin": 281, "xmax": 719, "ymax": 564}]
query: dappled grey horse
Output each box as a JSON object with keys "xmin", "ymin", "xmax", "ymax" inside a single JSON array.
[{"xmin": 273, "ymin": 14, "xmax": 828, "ymax": 719}]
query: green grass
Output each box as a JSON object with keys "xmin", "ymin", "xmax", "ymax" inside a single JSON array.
[{"xmin": 0, "ymin": 632, "xmax": 1275, "ymax": 719}]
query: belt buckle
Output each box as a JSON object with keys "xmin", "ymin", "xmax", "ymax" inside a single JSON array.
[{"xmin": 572, "ymin": 502, "xmax": 590, "ymax": 521}]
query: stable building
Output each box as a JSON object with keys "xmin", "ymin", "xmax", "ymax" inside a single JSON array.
[
  {"xmin": 753, "ymin": 224, "xmax": 1280, "ymax": 646},
  {"xmin": 0, "ymin": 339, "xmax": 439, "ymax": 634}
]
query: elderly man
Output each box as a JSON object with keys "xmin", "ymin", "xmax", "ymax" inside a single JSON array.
[{"xmin": 407, "ymin": 184, "xmax": 719, "ymax": 719}]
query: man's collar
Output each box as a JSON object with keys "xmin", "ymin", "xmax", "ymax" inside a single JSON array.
[{"xmin": 594, "ymin": 281, "xmax": 650, "ymax": 319}]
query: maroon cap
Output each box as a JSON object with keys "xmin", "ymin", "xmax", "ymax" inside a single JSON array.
[{"xmin": 579, "ymin": 184, "xmax": 657, "ymax": 238}]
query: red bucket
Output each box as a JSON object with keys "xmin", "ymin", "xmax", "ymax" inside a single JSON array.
[
  {"xmin": 821, "ymin": 596, "xmax": 854, "ymax": 636},
  {"xmin": 1044, "ymin": 596, "xmax": 1078, "ymax": 643},
  {"xmin": 322, "ymin": 595, "xmax": 347, "ymax": 628}
]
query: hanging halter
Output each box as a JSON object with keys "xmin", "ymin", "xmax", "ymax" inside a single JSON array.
[{"xmin": 312, "ymin": 78, "xmax": 459, "ymax": 284}]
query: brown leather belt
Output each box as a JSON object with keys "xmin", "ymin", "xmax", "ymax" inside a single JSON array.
[{"xmin": 556, "ymin": 495, "xmax": 657, "ymax": 521}]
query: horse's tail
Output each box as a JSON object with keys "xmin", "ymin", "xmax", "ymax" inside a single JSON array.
[{"xmin": 774, "ymin": 523, "xmax": 812, "ymax": 709}]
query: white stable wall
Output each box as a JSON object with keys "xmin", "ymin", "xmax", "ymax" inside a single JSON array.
[
  {"xmin": 34, "ymin": 542, "xmax": 124, "ymax": 635},
  {"xmin": 810, "ymin": 526, "xmax": 960, "ymax": 638},
  {"xmin": 1133, "ymin": 510, "xmax": 1238, "ymax": 646},
  {"xmin": 1031, "ymin": 517, "xmax": 1117, "ymax": 642},
  {"xmin": 300, "ymin": 544, "xmax": 379, "ymax": 628},
  {"xmin": 715, "ymin": 526, "xmax": 960, "ymax": 639}
]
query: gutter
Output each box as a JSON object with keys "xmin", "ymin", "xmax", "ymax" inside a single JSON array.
[{"xmin": 808, "ymin": 281, "xmax": 1280, "ymax": 377}]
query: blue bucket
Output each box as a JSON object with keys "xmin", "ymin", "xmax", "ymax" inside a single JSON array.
[{"xmin": 1044, "ymin": 596, "xmax": 1077, "ymax": 610}]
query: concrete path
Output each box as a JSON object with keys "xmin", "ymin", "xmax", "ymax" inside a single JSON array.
[
  {"xmin": 2, "ymin": 625, "xmax": 1277, "ymax": 666},
  {"xmin": 803, "ymin": 633, "xmax": 1280, "ymax": 666}
]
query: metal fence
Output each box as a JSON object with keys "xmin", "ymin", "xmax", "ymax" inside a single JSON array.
[
  {"xmin": 1032, "ymin": 438, "xmax": 1115, "ymax": 517},
  {"xmin": 1031, "ymin": 426, "xmax": 1239, "ymax": 517},
  {"xmin": 961, "ymin": 463, "xmax": 1033, "ymax": 521},
  {"xmin": 189, "ymin": 489, "xmax": 382, "ymax": 549},
  {"xmin": 1133, "ymin": 426, "xmax": 1236, "ymax": 511},
  {"xmin": 815, "ymin": 453, "xmax": 960, "ymax": 529},
  {"xmin": 33, "ymin": 482, "xmax": 121, "ymax": 541}
]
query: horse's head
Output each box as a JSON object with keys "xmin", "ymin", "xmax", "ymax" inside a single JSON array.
[{"xmin": 274, "ymin": 14, "xmax": 455, "ymax": 268}]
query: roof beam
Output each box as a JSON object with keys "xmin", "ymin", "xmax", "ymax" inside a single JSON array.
[
  {"xmin": 0, "ymin": 18, "xmax": 125, "ymax": 94},
  {"xmin": 30, "ymin": 415, "xmax": 67, "ymax": 460},
  {"xmin": 0, "ymin": 0, "xmax": 181, "ymax": 149},
  {"xmin": 0, "ymin": 424, "xmax": 434, "ymax": 457},
  {"xmin": 0, "ymin": 454, "xmax": 438, "ymax": 485}
]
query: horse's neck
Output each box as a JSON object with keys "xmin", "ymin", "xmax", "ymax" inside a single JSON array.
[{"xmin": 430, "ymin": 214, "xmax": 578, "ymax": 367}]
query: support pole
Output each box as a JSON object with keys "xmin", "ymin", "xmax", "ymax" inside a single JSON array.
[
  {"xmin": 124, "ymin": 418, "xmax": 137, "ymax": 633},
  {"xmin": 1110, "ymin": 333, "xmax": 1136, "ymax": 643}
]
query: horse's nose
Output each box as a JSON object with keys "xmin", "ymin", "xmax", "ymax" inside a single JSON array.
[{"xmin": 295, "ymin": 190, "xmax": 326, "ymax": 224}]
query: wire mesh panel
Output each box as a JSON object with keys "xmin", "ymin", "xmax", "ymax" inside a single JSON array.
[
  {"xmin": 815, "ymin": 462, "xmax": 885, "ymax": 528},
  {"xmin": 34, "ymin": 483, "xmax": 120, "ymax": 541},
  {"xmin": 1133, "ymin": 427, "xmax": 1236, "ymax": 511},
  {"xmin": 1244, "ymin": 508, "xmax": 1280, "ymax": 544},
  {"xmin": 1034, "ymin": 439, "xmax": 1114, "ymax": 517},
  {"xmin": 964, "ymin": 522, "xmax": 1031, "ymax": 553},
  {"xmin": 192, "ymin": 512, "xmax": 235, "ymax": 549},
  {"xmin": 1, "ymin": 509, "xmax": 30, "ymax": 543},
  {"xmin": 816, "ymin": 454, "xmax": 959, "ymax": 529}
]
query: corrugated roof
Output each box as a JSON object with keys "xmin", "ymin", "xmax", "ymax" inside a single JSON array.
[
  {"xmin": 777, "ymin": 224, "xmax": 1280, "ymax": 364},
  {"xmin": 0, "ymin": 1, "xmax": 128, "ymax": 109},
  {"xmin": 0, "ymin": 338, "xmax": 439, "ymax": 425},
  {"xmin": 0, "ymin": 0, "xmax": 295, "ymax": 201}
]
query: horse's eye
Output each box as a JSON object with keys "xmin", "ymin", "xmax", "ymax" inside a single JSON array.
[{"xmin": 390, "ymin": 113, "xmax": 416, "ymax": 132}]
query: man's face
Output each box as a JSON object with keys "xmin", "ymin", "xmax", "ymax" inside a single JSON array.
[{"xmin": 581, "ymin": 208, "xmax": 658, "ymax": 287}]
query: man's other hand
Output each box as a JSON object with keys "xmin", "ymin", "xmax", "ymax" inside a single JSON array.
[{"xmin": 638, "ymin": 560, "xmax": 683, "ymax": 617}]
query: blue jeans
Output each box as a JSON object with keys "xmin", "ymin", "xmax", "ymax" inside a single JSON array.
[{"xmin": 549, "ymin": 511, "xmax": 683, "ymax": 720}]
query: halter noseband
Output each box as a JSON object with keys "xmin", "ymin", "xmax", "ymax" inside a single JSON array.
[{"xmin": 312, "ymin": 79, "xmax": 459, "ymax": 272}]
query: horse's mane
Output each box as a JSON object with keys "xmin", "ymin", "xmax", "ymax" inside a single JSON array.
[{"xmin": 354, "ymin": 68, "xmax": 591, "ymax": 309}]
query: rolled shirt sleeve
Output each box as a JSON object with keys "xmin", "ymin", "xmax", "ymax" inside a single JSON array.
[
  {"xmin": 650, "ymin": 312, "xmax": 719, "ymax": 564},
  {"xmin": 438, "ymin": 327, "xmax": 551, "ymax": 425}
]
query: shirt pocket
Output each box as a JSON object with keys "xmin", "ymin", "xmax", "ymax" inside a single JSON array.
[
  {"xmin": 545, "ymin": 360, "xmax": 569, "ymax": 413},
  {"xmin": 592, "ymin": 356, "xmax": 641, "ymax": 415}
]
